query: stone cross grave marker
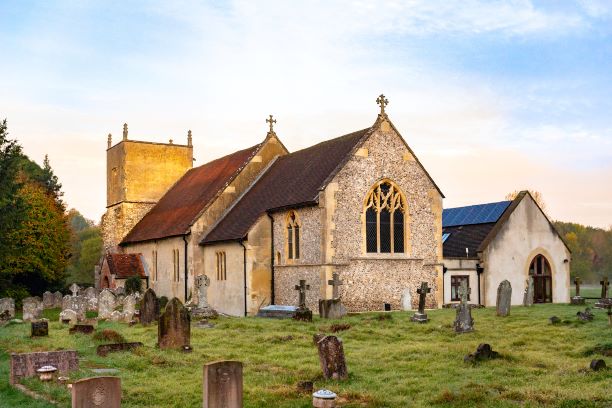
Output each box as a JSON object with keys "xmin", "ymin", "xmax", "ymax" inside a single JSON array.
[
  {"xmin": 140, "ymin": 288, "xmax": 160, "ymax": 325},
  {"xmin": 601, "ymin": 277, "xmax": 610, "ymax": 299},
  {"xmin": 71, "ymin": 376, "xmax": 121, "ymax": 408},
  {"xmin": 315, "ymin": 334, "xmax": 348, "ymax": 380},
  {"xmin": 70, "ymin": 283, "xmax": 80, "ymax": 297},
  {"xmin": 295, "ymin": 280, "xmax": 310, "ymax": 309},
  {"xmin": 158, "ymin": 297, "xmax": 191, "ymax": 349},
  {"xmin": 496, "ymin": 280, "xmax": 512, "ymax": 317},
  {"xmin": 327, "ymin": 273, "xmax": 343, "ymax": 299},
  {"xmin": 523, "ymin": 277, "xmax": 534, "ymax": 307},
  {"xmin": 575, "ymin": 277, "xmax": 582, "ymax": 297},
  {"xmin": 203, "ymin": 361, "xmax": 243, "ymax": 408},
  {"xmin": 571, "ymin": 276, "xmax": 586, "ymax": 305},
  {"xmin": 196, "ymin": 274, "xmax": 210, "ymax": 309},
  {"xmin": 411, "ymin": 282, "xmax": 430, "ymax": 323},
  {"xmin": 454, "ymin": 280, "xmax": 474, "ymax": 333}
]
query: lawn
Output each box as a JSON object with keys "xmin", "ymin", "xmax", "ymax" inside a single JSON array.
[{"xmin": 0, "ymin": 303, "xmax": 610, "ymax": 408}]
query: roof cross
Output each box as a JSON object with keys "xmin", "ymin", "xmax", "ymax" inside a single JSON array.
[
  {"xmin": 266, "ymin": 114, "xmax": 277, "ymax": 133},
  {"xmin": 376, "ymin": 94, "xmax": 389, "ymax": 115}
]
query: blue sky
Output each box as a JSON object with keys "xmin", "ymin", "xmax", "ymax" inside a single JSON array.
[{"xmin": 1, "ymin": 0, "xmax": 611, "ymax": 227}]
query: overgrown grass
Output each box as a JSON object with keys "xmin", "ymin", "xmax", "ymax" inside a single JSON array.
[
  {"xmin": 1, "ymin": 303, "xmax": 610, "ymax": 407},
  {"xmin": 570, "ymin": 285, "xmax": 603, "ymax": 299}
]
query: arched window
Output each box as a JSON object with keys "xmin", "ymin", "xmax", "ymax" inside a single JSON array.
[
  {"xmin": 364, "ymin": 180, "xmax": 406, "ymax": 254},
  {"xmin": 287, "ymin": 211, "xmax": 300, "ymax": 259}
]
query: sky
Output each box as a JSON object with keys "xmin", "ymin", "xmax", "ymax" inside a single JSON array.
[{"xmin": 1, "ymin": 0, "xmax": 611, "ymax": 228}]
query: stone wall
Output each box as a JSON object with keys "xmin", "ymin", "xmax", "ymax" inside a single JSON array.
[
  {"xmin": 272, "ymin": 207, "xmax": 323, "ymax": 266},
  {"xmin": 101, "ymin": 202, "xmax": 155, "ymax": 252},
  {"xmin": 10, "ymin": 350, "xmax": 79, "ymax": 384},
  {"xmin": 274, "ymin": 265, "xmax": 322, "ymax": 312}
]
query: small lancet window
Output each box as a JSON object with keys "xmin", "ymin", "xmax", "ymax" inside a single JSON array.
[
  {"xmin": 364, "ymin": 180, "xmax": 406, "ymax": 254},
  {"xmin": 287, "ymin": 211, "xmax": 300, "ymax": 259}
]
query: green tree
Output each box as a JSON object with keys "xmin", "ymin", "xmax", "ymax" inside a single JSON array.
[
  {"xmin": 65, "ymin": 210, "xmax": 101, "ymax": 285},
  {"xmin": 124, "ymin": 276, "xmax": 142, "ymax": 295}
]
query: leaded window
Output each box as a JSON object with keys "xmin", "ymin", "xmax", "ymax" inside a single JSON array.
[
  {"xmin": 364, "ymin": 180, "xmax": 406, "ymax": 254},
  {"xmin": 287, "ymin": 211, "xmax": 300, "ymax": 259}
]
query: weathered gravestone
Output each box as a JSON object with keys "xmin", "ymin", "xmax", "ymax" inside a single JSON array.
[
  {"xmin": 191, "ymin": 275, "xmax": 218, "ymax": 319},
  {"xmin": 98, "ymin": 289, "xmax": 116, "ymax": 320},
  {"xmin": 464, "ymin": 343, "xmax": 499, "ymax": 363},
  {"xmin": 71, "ymin": 376, "xmax": 121, "ymax": 408},
  {"xmin": 70, "ymin": 324, "xmax": 95, "ymax": 335},
  {"xmin": 158, "ymin": 298, "xmax": 190, "ymax": 349},
  {"xmin": 97, "ymin": 342, "xmax": 143, "ymax": 357},
  {"xmin": 53, "ymin": 291, "xmax": 63, "ymax": 308},
  {"xmin": 22, "ymin": 297, "xmax": 43, "ymax": 321},
  {"xmin": 401, "ymin": 288, "xmax": 412, "ymax": 311},
  {"xmin": 203, "ymin": 360, "xmax": 243, "ymax": 408},
  {"xmin": 319, "ymin": 299, "xmax": 347, "ymax": 319},
  {"xmin": 63, "ymin": 296, "xmax": 87, "ymax": 320},
  {"xmin": 411, "ymin": 282, "xmax": 431, "ymax": 323},
  {"xmin": 571, "ymin": 276, "xmax": 586, "ymax": 305},
  {"xmin": 84, "ymin": 287, "xmax": 99, "ymax": 312},
  {"xmin": 523, "ymin": 277, "xmax": 534, "ymax": 307},
  {"xmin": 123, "ymin": 294, "xmax": 136, "ymax": 321},
  {"xmin": 140, "ymin": 288, "xmax": 160, "ymax": 325},
  {"xmin": 496, "ymin": 280, "xmax": 512, "ymax": 317},
  {"xmin": 70, "ymin": 283, "xmax": 81, "ymax": 297},
  {"xmin": 10, "ymin": 350, "xmax": 78, "ymax": 384},
  {"xmin": 577, "ymin": 307, "xmax": 594, "ymax": 321},
  {"xmin": 42, "ymin": 291, "xmax": 55, "ymax": 309},
  {"xmin": 314, "ymin": 334, "xmax": 348, "ymax": 380},
  {"xmin": 294, "ymin": 280, "xmax": 313, "ymax": 322},
  {"xmin": 84, "ymin": 287, "xmax": 98, "ymax": 299},
  {"xmin": 0, "ymin": 298, "xmax": 15, "ymax": 319},
  {"xmin": 31, "ymin": 321, "xmax": 48, "ymax": 337},
  {"xmin": 60, "ymin": 309, "xmax": 78, "ymax": 325},
  {"xmin": 453, "ymin": 280, "xmax": 474, "ymax": 333}
]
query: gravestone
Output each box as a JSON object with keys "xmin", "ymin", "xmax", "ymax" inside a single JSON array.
[
  {"xmin": 62, "ymin": 295, "xmax": 71, "ymax": 310},
  {"xmin": 64, "ymin": 296, "xmax": 87, "ymax": 320},
  {"xmin": 53, "ymin": 291, "xmax": 63, "ymax": 308},
  {"xmin": 319, "ymin": 299, "xmax": 347, "ymax": 319},
  {"xmin": 22, "ymin": 297, "xmax": 43, "ymax": 321},
  {"xmin": 411, "ymin": 282, "xmax": 431, "ymax": 323},
  {"xmin": 523, "ymin": 277, "xmax": 534, "ymax": 307},
  {"xmin": 256, "ymin": 305, "xmax": 298, "ymax": 319},
  {"xmin": 496, "ymin": 280, "xmax": 512, "ymax": 317},
  {"xmin": 31, "ymin": 320, "xmax": 48, "ymax": 337},
  {"xmin": 70, "ymin": 283, "xmax": 81, "ymax": 297},
  {"xmin": 464, "ymin": 343, "xmax": 499, "ymax": 363},
  {"xmin": 10, "ymin": 350, "xmax": 78, "ymax": 384},
  {"xmin": 60, "ymin": 309, "xmax": 78, "ymax": 325},
  {"xmin": 571, "ymin": 276, "xmax": 586, "ymax": 305},
  {"xmin": 453, "ymin": 280, "xmax": 474, "ymax": 333},
  {"xmin": 293, "ymin": 280, "xmax": 313, "ymax": 322},
  {"xmin": 576, "ymin": 307, "xmax": 594, "ymax": 321},
  {"xmin": 86, "ymin": 295, "xmax": 98, "ymax": 312},
  {"xmin": 191, "ymin": 275, "xmax": 218, "ymax": 319},
  {"xmin": 71, "ymin": 376, "xmax": 121, "ymax": 408},
  {"xmin": 600, "ymin": 277, "xmax": 610, "ymax": 299},
  {"xmin": 97, "ymin": 342, "xmax": 143, "ymax": 357},
  {"xmin": 0, "ymin": 298, "xmax": 15, "ymax": 319},
  {"xmin": 401, "ymin": 289, "xmax": 412, "ymax": 311},
  {"xmin": 158, "ymin": 298, "xmax": 190, "ymax": 349},
  {"xmin": 140, "ymin": 288, "xmax": 160, "ymax": 325},
  {"xmin": 123, "ymin": 294, "xmax": 136, "ymax": 321},
  {"xmin": 70, "ymin": 324, "xmax": 95, "ymax": 335},
  {"xmin": 98, "ymin": 289, "xmax": 116, "ymax": 320},
  {"xmin": 314, "ymin": 335, "xmax": 348, "ymax": 380},
  {"xmin": 43, "ymin": 291, "xmax": 55, "ymax": 309},
  {"xmin": 84, "ymin": 287, "xmax": 98, "ymax": 299},
  {"xmin": 203, "ymin": 361, "xmax": 243, "ymax": 408},
  {"xmin": 590, "ymin": 359, "xmax": 606, "ymax": 371}
]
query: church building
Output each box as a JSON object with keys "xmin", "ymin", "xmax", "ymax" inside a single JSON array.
[{"xmin": 101, "ymin": 96, "xmax": 444, "ymax": 315}]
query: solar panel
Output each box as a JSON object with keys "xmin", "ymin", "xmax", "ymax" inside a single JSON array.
[{"xmin": 442, "ymin": 201, "xmax": 511, "ymax": 227}]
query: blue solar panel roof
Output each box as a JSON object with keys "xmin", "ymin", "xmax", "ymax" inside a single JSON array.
[{"xmin": 442, "ymin": 200, "xmax": 512, "ymax": 228}]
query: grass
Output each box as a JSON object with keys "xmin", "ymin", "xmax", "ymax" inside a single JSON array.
[
  {"xmin": 0, "ymin": 303, "xmax": 610, "ymax": 408},
  {"xmin": 570, "ymin": 285, "xmax": 603, "ymax": 299}
]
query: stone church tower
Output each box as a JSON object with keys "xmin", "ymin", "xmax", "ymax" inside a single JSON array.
[{"xmin": 101, "ymin": 124, "xmax": 193, "ymax": 252}]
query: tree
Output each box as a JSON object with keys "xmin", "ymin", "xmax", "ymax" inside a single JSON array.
[
  {"xmin": 125, "ymin": 276, "xmax": 142, "ymax": 295},
  {"xmin": 505, "ymin": 190, "xmax": 546, "ymax": 213},
  {"xmin": 65, "ymin": 209, "xmax": 102, "ymax": 285}
]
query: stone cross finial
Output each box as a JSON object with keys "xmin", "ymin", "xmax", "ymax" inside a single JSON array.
[
  {"xmin": 266, "ymin": 114, "xmax": 277, "ymax": 134},
  {"xmin": 294, "ymin": 279, "xmax": 310, "ymax": 309},
  {"xmin": 69, "ymin": 283, "xmax": 80, "ymax": 297},
  {"xmin": 122, "ymin": 123, "xmax": 128, "ymax": 140},
  {"xmin": 416, "ymin": 281, "xmax": 431, "ymax": 314},
  {"xmin": 107, "ymin": 133, "xmax": 112, "ymax": 148},
  {"xmin": 187, "ymin": 130, "xmax": 192, "ymax": 146},
  {"xmin": 195, "ymin": 274, "xmax": 210, "ymax": 309},
  {"xmin": 574, "ymin": 276, "xmax": 582, "ymax": 297},
  {"xmin": 458, "ymin": 280, "xmax": 471, "ymax": 305},
  {"xmin": 601, "ymin": 277, "xmax": 610, "ymax": 299},
  {"xmin": 376, "ymin": 94, "xmax": 389, "ymax": 115},
  {"xmin": 328, "ymin": 273, "xmax": 344, "ymax": 299}
]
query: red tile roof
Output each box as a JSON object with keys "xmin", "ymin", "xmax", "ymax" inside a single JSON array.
[
  {"xmin": 105, "ymin": 253, "xmax": 147, "ymax": 279},
  {"xmin": 201, "ymin": 127, "xmax": 372, "ymax": 243},
  {"xmin": 121, "ymin": 144, "xmax": 262, "ymax": 244}
]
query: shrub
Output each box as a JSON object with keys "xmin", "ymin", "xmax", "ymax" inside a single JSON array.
[{"xmin": 124, "ymin": 276, "xmax": 142, "ymax": 295}]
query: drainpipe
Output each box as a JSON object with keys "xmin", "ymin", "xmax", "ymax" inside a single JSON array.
[
  {"xmin": 267, "ymin": 213, "xmax": 275, "ymax": 305},
  {"xmin": 476, "ymin": 263, "xmax": 484, "ymax": 306},
  {"xmin": 239, "ymin": 240, "xmax": 248, "ymax": 316},
  {"xmin": 183, "ymin": 235, "xmax": 189, "ymax": 302},
  {"xmin": 442, "ymin": 266, "xmax": 447, "ymax": 305}
]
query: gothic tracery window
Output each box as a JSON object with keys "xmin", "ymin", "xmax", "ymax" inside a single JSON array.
[
  {"xmin": 287, "ymin": 211, "xmax": 300, "ymax": 259},
  {"xmin": 364, "ymin": 180, "xmax": 406, "ymax": 254}
]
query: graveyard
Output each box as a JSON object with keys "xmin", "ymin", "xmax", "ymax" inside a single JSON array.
[{"xmin": 0, "ymin": 300, "xmax": 610, "ymax": 407}]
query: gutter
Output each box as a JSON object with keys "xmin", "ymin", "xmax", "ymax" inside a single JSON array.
[
  {"xmin": 183, "ymin": 235, "xmax": 189, "ymax": 302},
  {"xmin": 239, "ymin": 240, "xmax": 248, "ymax": 317}
]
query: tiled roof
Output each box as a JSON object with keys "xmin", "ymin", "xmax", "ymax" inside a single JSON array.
[
  {"xmin": 105, "ymin": 253, "xmax": 147, "ymax": 279},
  {"xmin": 121, "ymin": 144, "xmax": 261, "ymax": 244},
  {"xmin": 201, "ymin": 127, "xmax": 371, "ymax": 243},
  {"xmin": 442, "ymin": 223, "xmax": 496, "ymax": 258}
]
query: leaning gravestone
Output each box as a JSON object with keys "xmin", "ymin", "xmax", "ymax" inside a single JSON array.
[
  {"xmin": 0, "ymin": 298, "xmax": 15, "ymax": 319},
  {"xmin": 523, "ymin": 277, "xmax": 534, "ymax": 307},
  {"xmin": 203, "ymin": 361, "xmax": 243, "ymax": 408},
  {"xmin": 42, "ymin": 291, "xmax": 55, "ymax": 309},
  {"xmin": 314, "ymin": 334, "xmax": 348, "ymax": 380},
  {"xmin": 53, "ymin": 291, "xmax": 63, "ymax": 308},
  {"xmin": 453, "ymin": 280, "xmax": 474, "ymax": 333},
  {"xmin": 140, "ymin": 288, "xmax": 160, "ymax": 325},
  {"xmin": 60, "ymin": 309, "xmax": 78, "ymax": 325},
  {"xmin": 158, "ymin": 298, "xmax": 191, "ymax": 349},
  {"xmin": 71, "ymin": 376, "xmax": 121, "ymax": 408},
  {"xmin": 31, "ymin": 321, "xmax": 49, "ymax": 337},
  {"xmin": 496, "ymin": 280, "xmax": 512, "ymax": 317},
  {"xmin": 98, "ymin": 289, "xmax": 116, "ymax": 320},
  {"xmin": 22, "ymin": 297, "xmax": 43, "ymax": 321}
]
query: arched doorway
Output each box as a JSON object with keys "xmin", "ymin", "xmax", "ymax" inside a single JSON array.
[{"xmin": 529, "ymin": 254, "xmax": 552, "ymax": 303}]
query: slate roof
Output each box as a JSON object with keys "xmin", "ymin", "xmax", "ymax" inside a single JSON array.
[
  {"xmin": 105, "ymin": 253, "xmax": 147, "ymax": 279},
  {"xmin": 121, "ymin": 144, "xmax": 262, "ymax": 244},
  {"xmin": 201, "ymin": 127, "xmax": 372, "ymax": 243}
]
